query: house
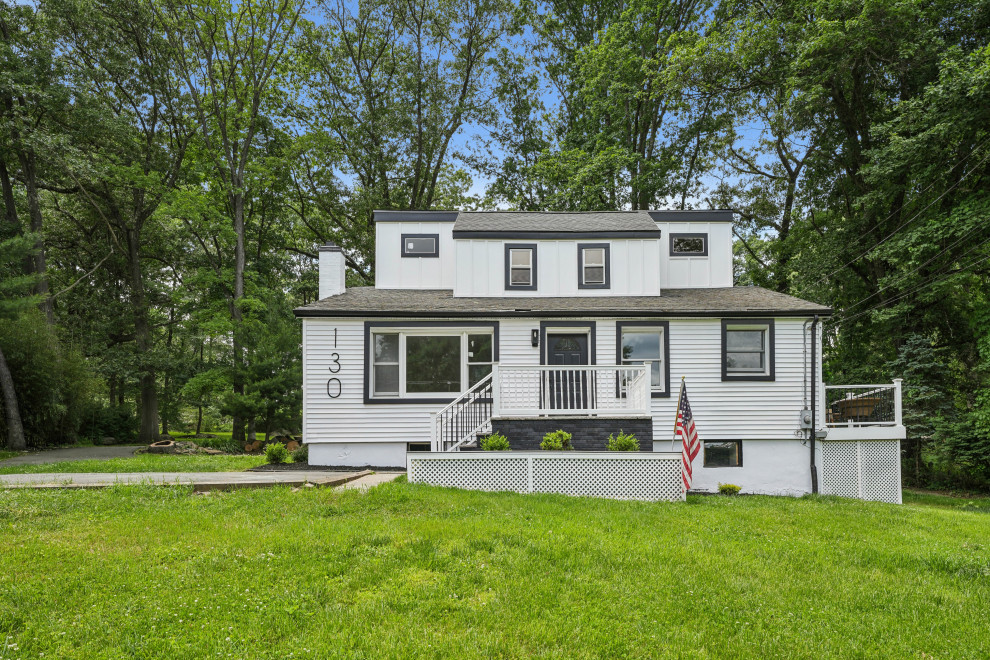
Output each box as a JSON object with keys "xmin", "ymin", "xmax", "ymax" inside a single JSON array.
[{"xmin": 294, "ymin": 210, "xmax": 905, "ymax": 502}]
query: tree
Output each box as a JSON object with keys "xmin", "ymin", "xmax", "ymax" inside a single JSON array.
[{"xmin": 0, "ymin": 233, "xmax": 40, "ymax": 449}]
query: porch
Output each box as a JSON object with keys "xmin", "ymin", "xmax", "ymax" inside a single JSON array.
[
  {"xmin": 823, "ymin": 379, "xmax": 905, "ymax": 441},
  {"xmin": 431, "ymin": 363, "xmax": 652, "ymax": 452}
]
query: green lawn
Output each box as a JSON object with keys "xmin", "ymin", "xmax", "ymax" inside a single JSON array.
[
  {"xmin": 1, "ymin": 484, "xmax": 988, "ymax": 658},
  {"xmin": 0, "ymin": 450, "xmax": 20, "ymax": 461},
  {"xmin": 0, "ymin": 453, "xmax": 266, "ymax": 474}
]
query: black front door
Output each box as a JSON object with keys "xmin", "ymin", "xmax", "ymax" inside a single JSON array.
[{"xmin": 546, "ymin": 333, "xmax": 589, "ymax": 409}]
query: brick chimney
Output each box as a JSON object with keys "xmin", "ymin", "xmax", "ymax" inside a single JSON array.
[{"xmin": 318, "ymin": 243, "xmax": 346, "ymax": 298}]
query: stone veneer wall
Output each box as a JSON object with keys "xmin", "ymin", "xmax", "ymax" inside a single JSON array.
[{"xmin": 490, "ymin": 417, "xmax": 654, "ymax": 452}]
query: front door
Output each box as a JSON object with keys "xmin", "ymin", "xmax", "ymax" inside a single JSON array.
[{"xmin": 546, "ymin": 333, "xmax": 589, "ymax": 410}]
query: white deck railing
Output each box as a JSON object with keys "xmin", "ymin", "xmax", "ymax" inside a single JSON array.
[
  {"xmin": 824, "ymin": 379, "xmax": 903, "ymax": 428},
  {"xmin": 492, "ymin": 364, "xmax": 651, "ymax": 417}
]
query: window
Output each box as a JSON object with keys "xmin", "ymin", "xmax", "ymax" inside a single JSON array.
[
  {"xmin": 670, "ymin": 233, "xmax": 708, "ymax": 256},
  {"xmin": 578, "ymin": 243, "xmax": 610, "ymax": 289},
  {"xmin": 504, "ymin": 244, "xmax": 537, "ymax": 290},
  {"xmin": 367, "ymin": 324, "xmax": 498, "ymax": 401},
  {"xmin": 704, "ymin": 441, "xmax": 742, "ymax": 467},
  {"xmin": 616, "ymin": 322, "xmax": 669, "ymax": 397},
  {"xmin": 721, "ymin": 319, "xmax": 775, "ymax": 381},
  {"xmin": 401, "ymin": 234, "xmax": 439, "ymax": 258}
]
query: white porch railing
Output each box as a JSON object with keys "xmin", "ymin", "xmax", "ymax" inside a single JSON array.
[
  {"xmin": 825, "ymin": 379, "xmax": 903, "ymax": 428},
  {"xmin": 492, "ymin": 364, "xmax": 651, "ymax": 417}
]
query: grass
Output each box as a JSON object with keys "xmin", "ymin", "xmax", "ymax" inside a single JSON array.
[
  {"xmin": 0, "ymin": 451, "xmax": 20, "ymax": 462},
  {"xmin": 0, "ymin": 485, "xmax": 988, "ymax": 658},
  {"xmin": 0, "ymin": 453, "xmax": 266, "ymax": 475}
]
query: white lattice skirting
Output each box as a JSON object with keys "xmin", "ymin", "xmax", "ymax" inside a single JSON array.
[
  {"xmin": 407, "ymin": 452, "xmax": 684, "ymax": 502},
  {"xmin": 820, "ymin": 440, "xmax": 902, "ymax": 504}
]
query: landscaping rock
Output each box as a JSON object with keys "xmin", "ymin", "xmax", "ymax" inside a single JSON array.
[{"xmin": 148, "ymin": 440, "xmax": 176, "ymax": 454}]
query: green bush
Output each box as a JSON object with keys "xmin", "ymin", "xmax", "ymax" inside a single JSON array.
[
  {"xmin": 540, "ymin": 429, "xmax": 573, "ymax": 451},
  {"xmin": 480, "ymin": 433, "xmax": 510, "ymax": 451},
  {"xmin": 291, "ymin": 443, "xmax": 309, "ymax": 463},
  {"xmin": 607, "ymin": 430, "xmax": 639, "ymax": 451},
  {"xmin": 264, "ymin": 442, "xmax": 289, "ymax": 464},
  {"xmin": 195, "ymin": 435, "xmax": 242, "ymax": 454},
  {"xmin": 718, "ymin": 483, "xmax": 742, "ymax": 496}
]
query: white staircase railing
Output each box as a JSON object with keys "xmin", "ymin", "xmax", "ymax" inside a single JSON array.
[
  {"xmin": 492, "ymin": 364, "xmax": 651, "ymax": 417},
  {"xmin": 430, "ymin": 372, "xmax": 494, "ymax": 452}
]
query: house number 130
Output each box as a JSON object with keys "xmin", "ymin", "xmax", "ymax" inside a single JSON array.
[{"xmin": 326, "ymin": 327, "xmax": 342, "ymax": 398}]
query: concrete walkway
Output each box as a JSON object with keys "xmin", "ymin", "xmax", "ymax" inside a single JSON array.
[
  {"xmin": 0, "ymin": 445, "xmax": 141, "ymax": 466},
  {"xmin": 0, "ymin": 469, "xmax": 404, "ymax": 492}
]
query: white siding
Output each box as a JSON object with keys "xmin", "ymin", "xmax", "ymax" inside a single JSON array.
[
  {"xmin": 656, "ymin": 222, "xmax": 733, "ymax": 288},
  {"xmin": 374, "ymin": 222, "xmax": 456, "ymax": 289},
  {"xmin": 453, "ymin": 239, "xmax": 663, "ymax": 297},
  {"xmin": 303, "ymin": 316, "xmax": 816, "ymax": 448}
]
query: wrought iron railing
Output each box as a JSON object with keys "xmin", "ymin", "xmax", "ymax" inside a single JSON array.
[
  {"xmin": 431, "ymin": 373, "xmax": 493, "ymax": 452},
  {"xmin": 825, "ymin": 381, "xmax": 902, "ymax": 427}
]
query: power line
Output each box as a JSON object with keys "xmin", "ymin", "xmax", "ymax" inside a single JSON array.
[
  {"xmin": 828, "ymin": 249, "xmax": 990, "ymax": 329},
  {"xmin": 800, "ymin": 140, "xmax": 990, "ymax": 292},
  {"xmin": 839, "ymin": 230, "xmax": 990, "ymax": 315}
]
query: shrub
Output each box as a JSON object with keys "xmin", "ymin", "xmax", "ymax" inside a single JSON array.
[
  {"xmin": 718, "ymin": 483, "xmax": 742, "ymax": 496},
  {"xmin": 291, "ymin": 443, "xmax": 309, "ymax": 463},
  {"xmin": 480, "ymin": 433, "xmax": 510, "ymax": 451},
  {"xmin": 265, "ymin": 442, "xmax": 289, "ymax": 464},
  {"xmin": 540, "ymin": 429, "xmax": 573, "ymax": 451},
  {"xmin": 607, "ymin": 430, "xmax": 639, "ymax": 451}
]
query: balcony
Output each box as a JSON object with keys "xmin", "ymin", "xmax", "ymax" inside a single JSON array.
[
  {"xmin": 492, "ymin": 364, "xmax": 652, "ymax": 418},
  {"xmin": 824, "ymin": 379, "xmax": 905, "ymax": 440}
]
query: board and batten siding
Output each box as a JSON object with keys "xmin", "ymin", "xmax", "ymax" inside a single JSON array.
[
  {"xmin": 655, "ymin": 221, "xmax": 733, "ymax": 288},
  {"xmin": 452, "ymin": 240, "xmax": 663, "ymax": 297},
  {"xmin": 302, "ymin": 316, "xmax": 818, "ymax": 446},
  {"xmin": 374, "ymin": 221, "xmax": 456, "ymax": 289}
]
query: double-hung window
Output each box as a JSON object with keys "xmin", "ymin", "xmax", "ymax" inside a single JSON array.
[
  {"xmin": 616, "ymin": 322, "xmax": 669, "ymax": 397},
  {"xmin": 578, "ymin": 244, "xmax": 610, "ymax": 289},
  {"xmin": 369, "ymin": 325, "xmax": 497, "ymax": 400},
  {"xmin": 504, "ymin": 244, "xmax": 537, "ymax": 290},
  {"xmin": 721, "ymin": 319, "xmax": 774, "ymax": 381}
]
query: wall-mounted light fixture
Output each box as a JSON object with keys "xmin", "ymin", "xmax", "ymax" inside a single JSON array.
[{"xmin": 531, "ymin": 329, "xmax": 539, "ymax": 347}]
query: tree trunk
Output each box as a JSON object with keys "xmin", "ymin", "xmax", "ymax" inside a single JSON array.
[
  {"xmin": 247, "ymin": 417, "xmax": 256, "ymax": 444},
  {"xmin": 128, "ymin": 226, "xmax": 159, "ymax": 444},
  {"xmin": 0, "ymin": 159, "xmax": 20, "ymax": 237},
  {"xmin": 15, "ymin": 150, "xmax": 54, "ymax": 325},
  {"xmin": 230, "ymin": 186, "xmax": 247, "ymax": 445},
  {"xmin": 0, "ymin": 343, "xmax": 26, "ymax": 450},
  {"xmin": 195, "ymin": 405, "xmax": 203, "ymax": 435}
]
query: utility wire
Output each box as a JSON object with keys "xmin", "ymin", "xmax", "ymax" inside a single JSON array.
[{"xmin": 801, "ymin": 140, "xmax": 990, "ymax": 292}]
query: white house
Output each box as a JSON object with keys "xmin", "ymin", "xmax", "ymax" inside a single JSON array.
[{"xmin": 294, "ymin": 210, "xmax": 905, "ymax": 502}]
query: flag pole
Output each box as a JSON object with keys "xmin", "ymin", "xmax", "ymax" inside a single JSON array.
[{"xmin": 671, "ymin": 376, "xmax": 685, "ymax": 451}]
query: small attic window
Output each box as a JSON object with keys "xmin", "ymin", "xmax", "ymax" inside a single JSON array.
[
  {"xmin": 670, "ymin": 233, "xmax": 708, "ymax": 256},
  {"xmin": 402, "ymin": 234, "xmax": 439, "ymax": 258}
]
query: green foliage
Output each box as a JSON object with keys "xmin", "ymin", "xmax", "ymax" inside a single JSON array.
[
  {"xmin": 264, "ymin": 442, "xmax": 289, "ymax": 464},
  {"xmin": 291, "ymin": 443, "xmax": 308, "ymax": 463},
  {"xmin": 718, "ymin": 483, "xmax": 741, "ymax": 496},
  {"xmin": 606, "ymin": 430, "xmax": 639, "ymax": 451},
  {"xmin": 540, "ymin": 429, "xmax": 573, "ymax": 451},
  {"xmin": 480, "ymin": 433, "xmax": 510, "ymax": 451}
]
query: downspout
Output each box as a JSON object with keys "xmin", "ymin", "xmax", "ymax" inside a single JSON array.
[{"xmin": 810, "ymin": 315, "xmax": 819, "ymax": 494}]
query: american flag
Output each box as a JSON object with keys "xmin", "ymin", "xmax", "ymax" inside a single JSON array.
[{"xmin": 675, "ymin": 381, "xmax": 701, "ymax": 491}]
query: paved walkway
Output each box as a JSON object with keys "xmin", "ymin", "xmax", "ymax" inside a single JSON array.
[
  {"xmin": 0, "ymin": 445, "xmax": 140, "ymax": 466},
  {"xmin": 0, "ymin": 470, "xmax": 404, "ymax": 492}
]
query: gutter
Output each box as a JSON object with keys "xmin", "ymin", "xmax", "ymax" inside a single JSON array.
[{"xmin": 293, "ymin": 308, "xmax": 834, "ymax": 319}]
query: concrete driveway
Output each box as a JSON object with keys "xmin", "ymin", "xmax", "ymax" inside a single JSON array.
[{"xmin": 0, "ymin": 445, "xmax": 141, "ymax": 466}]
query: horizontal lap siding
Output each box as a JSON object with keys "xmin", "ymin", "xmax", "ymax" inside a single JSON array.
[{"xmin": 303, "ymin": 316, "xmax": 813, "ymax": 445}]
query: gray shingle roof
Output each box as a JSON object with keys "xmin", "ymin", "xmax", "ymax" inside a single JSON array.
[
  {"xmin": 294, "ymin": 287, "xmax": 832, "ymax": 318},
  {"xmin": 452, "ymin": 211, "xmax": 662, "ymax": 234}
]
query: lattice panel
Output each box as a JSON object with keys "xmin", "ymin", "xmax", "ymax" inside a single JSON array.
[
  {"xmin": 409, "ymin": 457, "xmax": 529, "ymax": 493},
  {"xmin": 532, "ymin": 457, "xmax": 682, "ymax": 502},
  {"xmin": 860, "ymin": 441, "xmax": 901, "ymax": 504},
  {"xmin": 821, "ymin": 441, "xmax": 860, "ymax": 499},
  {"xmin": 821, "ymin": 440, "xmax": 901, "ymax": 504}
]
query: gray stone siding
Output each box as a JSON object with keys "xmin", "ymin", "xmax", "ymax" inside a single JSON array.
[{"xmin": 490, "ymin": 417, "xmax": 654, "ymax": 452}]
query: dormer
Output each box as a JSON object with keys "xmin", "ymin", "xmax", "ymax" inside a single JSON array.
[{"xmin": 372, "ymin": 209, "xmax": 734, "ymax": 295}]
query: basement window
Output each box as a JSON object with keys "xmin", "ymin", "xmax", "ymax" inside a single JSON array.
[{"xmin": 704, "ymin": 441, "xmax": 743, "ymax": 467}]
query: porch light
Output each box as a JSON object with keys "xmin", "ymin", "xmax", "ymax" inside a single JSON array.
[{"xmin": 531, "ymin": 329, "xmax": 539, "ymax": 347}]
